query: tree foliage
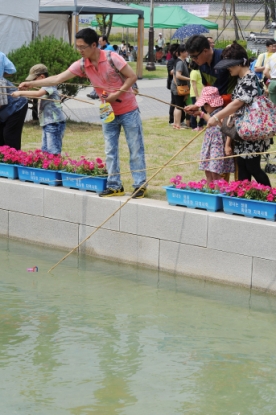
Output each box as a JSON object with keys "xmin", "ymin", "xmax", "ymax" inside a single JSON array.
[{"xmin": 7, "ymin": 36, "xmax": 89, "ymax": 97}]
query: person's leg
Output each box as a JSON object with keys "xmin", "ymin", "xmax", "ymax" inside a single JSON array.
[
  {"xmin": 0, "ymin": 122, "xmax": 5, "ymax": 147},
  {"xmin": 174, "ymin": 108, "xmax": 182, "ymax": 127},
  {"xmin": 122, "ymin": 109, "xmax": 147, "ymax": 193},
  {"xmin": 41, "ymin": 122, "xmax": 65, "ymax": 154},
  {"xmin": 190, "ymin": 97, "xmax": 197, "ymax": 129},
  {"xmin": 205, "ymin": 170, "xmax": 213, "ymax": 186},
  {"xmin": 101, "ymin": 116, "xmax": 122, "ymax": 191},
  {"xmin": 245, "ymin": 155, "xmax": 271, "ymax": 186},
  {"xmin": 2, "ymin": 103, "xmax": 28, "ymax": 150},
  {"xmin": 268, "ymin": 80, "xmax": 276, "ymax": 105},
  {"xmin": 169, "ymin": 92, "xmax": 175, "ymax": 124},
  {"xmin": 173, "ymin": 95, "xmax": 185, "ymax": 128},
  {"xmin": 237, "ymin": 156, "xmax": 252, "ymax": 181}
]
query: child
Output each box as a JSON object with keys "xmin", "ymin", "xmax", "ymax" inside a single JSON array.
[
  {"xmin": 193, "ymin": 87, "xmax": 234, "ymax": 185},
  {"xmin": 189, "ymin": 61, "xmax": 204, "ymax": 131},
  {"xmin": 12, "ymin": 64, "xmax": 66, "ymax": 154}
]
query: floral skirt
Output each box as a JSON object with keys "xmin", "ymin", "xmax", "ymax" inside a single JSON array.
[{"xmin": 199, "ymin": 132, "xmax": 235, "ymax": 174}]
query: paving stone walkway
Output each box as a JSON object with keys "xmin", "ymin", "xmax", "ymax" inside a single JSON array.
[{"xmin": 62, "ymin": 78, "xmax": 171, "ymax": 124}]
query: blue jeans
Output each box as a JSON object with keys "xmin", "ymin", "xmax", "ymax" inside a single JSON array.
[
  {"xmin": 102, "ymin": 108, "xmax": 146, "ymax": 189},
  {"xmin": 42, "ymin": 121, "xmax": 66, "ymax": 154}
]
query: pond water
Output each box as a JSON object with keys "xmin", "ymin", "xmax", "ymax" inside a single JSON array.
[{"xmin": 1, "ymin": 237, "xmax": 276, "ymax": 415}]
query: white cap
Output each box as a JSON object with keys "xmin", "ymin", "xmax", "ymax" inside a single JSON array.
[{"xmin": 159, "ymin": 33, "xmax": 162, "ymax": 35}]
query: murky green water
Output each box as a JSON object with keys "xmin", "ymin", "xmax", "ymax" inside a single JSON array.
[{"xmin": 1, "ymin": 237, "xmax": 276, "ymax": 415}]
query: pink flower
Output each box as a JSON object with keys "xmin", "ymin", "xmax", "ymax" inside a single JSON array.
[{"xmin": 267, "ymin": 193, "xmax": 274, "ymax": 202}]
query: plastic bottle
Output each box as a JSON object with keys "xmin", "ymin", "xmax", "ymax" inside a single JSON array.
[{"xmin": 99, "ymin": 90, "xmax": 115, "ymax": 123}]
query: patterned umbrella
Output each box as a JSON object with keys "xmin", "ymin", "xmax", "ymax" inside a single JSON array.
[{"xmin": 171, "ymin": 24, "xmax": 209, "ymax": 41}]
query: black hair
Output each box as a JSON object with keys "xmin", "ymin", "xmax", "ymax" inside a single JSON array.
[
  {"xmin": 101, "ymin": 35, "xmax": 108, "ymax": 42},
  {"xmin": 189, "ymin": 61, "xmax": 199, "ymax": 70},
  {"xmin": 76, "ymin": 28, "xmax": 98, "ymax": 45},
  {"xmin": 177, "ymin": 44, "xmax": 187, "ymax": 54},
  {"xmin": 222, "ymin": 41, "xmax": 249, "ymax": 67},
  {"xmin": 37, "ymin": 72, "xmax": 49, "ymax": 78},
  {"xmin": 185, "ymin": 35, "xmax": 210, "ymax": 54},
  {"xmin": 113, "ymin": 44, "xmax": 118, "ymax": 51},
  {"xmin": 169, "ymin": 43, "xmax": 179, "ymax": 54},
  {"xmin": 266, "ymin": 38, "xmax": 276, "ymax": 47}
]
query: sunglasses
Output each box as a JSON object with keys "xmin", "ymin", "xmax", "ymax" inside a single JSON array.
[{"xmin": 76, "ymin": 45, "xmax": 90, "ymax": 51}]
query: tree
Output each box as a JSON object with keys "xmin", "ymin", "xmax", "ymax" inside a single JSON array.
[
  {"xmin": 7, "ymin": 36, "xmax": 89, "ymax": 119},
  {"xmin": 96, "ymin": 14, "xmax": 113, "ymax": 38}
]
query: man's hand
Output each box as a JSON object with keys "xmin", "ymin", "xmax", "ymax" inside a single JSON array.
[
  {"xmin": 18, "ymin": 81, "xmax": 33, "ymax": 90},
  {"xmin": 184, "ymin": 104, "xmax": 200, "ymax": 115},
  {"xmin": 103, "ymin": 92, "xmax": 122, "ymax": 103}
]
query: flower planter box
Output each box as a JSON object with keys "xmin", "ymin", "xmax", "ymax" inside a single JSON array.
[
  {"xmin": 17, "ymin": 166, "xmax": 61, "ymax": 186},
  {"xmin": 60, "ymin": 172, "xmax": 107, "ymax": 193},
  {"xmin": 0, "ymin": 163, "xmax": 18, "ymax": 179},
  {"xmin": 164, "ymin": 186, "xmax": 223, "ymax": 212},
  {"xmin": 221, "ymin": 195, "xmax": 276, "ymax": 221}
]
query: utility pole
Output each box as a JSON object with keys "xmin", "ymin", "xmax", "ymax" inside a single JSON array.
[
  {"xmin": 146, "ymin": 0, "xmax": 156, "ymax": 71},
  {"xmin": 222, "ymin": 0, "xmax": 227, "ymax": 29},
  {"xmin": 232, "ymin": 0, "xmax": 239, "ymax": 40}
]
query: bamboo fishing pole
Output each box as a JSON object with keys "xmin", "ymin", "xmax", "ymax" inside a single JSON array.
[{"xmin": 48, "ymin": 127, "xmax": 206, "ymax": 273}]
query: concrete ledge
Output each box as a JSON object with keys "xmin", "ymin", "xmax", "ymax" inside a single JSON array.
[{"xmin": 1, "ymin": 178, "xmax": 276, "ymax": 293}]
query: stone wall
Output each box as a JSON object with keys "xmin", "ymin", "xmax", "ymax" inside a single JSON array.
[{"xmin": 1, "ymin": 178, "xmax": 276, "ymax": 293}]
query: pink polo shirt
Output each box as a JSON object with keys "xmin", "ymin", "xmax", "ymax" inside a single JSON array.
[{"xmin": 69, "ymin": 50, "xmax": 138, "ymax": 115}]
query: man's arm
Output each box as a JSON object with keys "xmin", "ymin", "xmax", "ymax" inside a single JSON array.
[
  {"xmin": 2, "ymin": 53, "xmax": 16, "ymax": 77},
  {"xmin": 19, "ymin": 69, "xmax": 75, "ymax": 90}
]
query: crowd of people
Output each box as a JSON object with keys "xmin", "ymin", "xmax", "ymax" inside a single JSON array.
[{"xmin": 1, "ymin": 28, "xmax": 276, "ymax": 199}]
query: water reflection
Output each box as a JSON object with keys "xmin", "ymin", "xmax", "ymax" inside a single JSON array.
[{"xmin": 0, "ymin": 237, "xmax": 276, "ymax": 414}]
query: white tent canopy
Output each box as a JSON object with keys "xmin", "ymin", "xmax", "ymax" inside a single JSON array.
[
  {"xmin": 39, "ymin": 0, "xmax": 145, "ymax": 78},
  {"xmin": 39, "ymin": 0, "xmax": 144, "ymax": 43},
  {"xmin": 0, "ymin": 0, "xmax": 39, "ymax": 54}
]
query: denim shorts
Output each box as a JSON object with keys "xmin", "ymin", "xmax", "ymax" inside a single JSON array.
[{"xmin": 42, "ymin": 121, "xmax": 66, "ymax": 154}]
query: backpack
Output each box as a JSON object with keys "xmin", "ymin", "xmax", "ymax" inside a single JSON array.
[
  {"xmin": 250, "ymin": 54, "xmax": 265, "ymax": 80},
  {"xmin": 80, "ymin": 50, "xmax": 139, "ymax": 95}
]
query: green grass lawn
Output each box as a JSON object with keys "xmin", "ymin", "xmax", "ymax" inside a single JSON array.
[
  {"xmin": 22, "ymin": 119, "xmax": 276, "ymax": 200},
  {"xmin": 128, "ymin": 62, "xmax": 167, "ymax": 79}
]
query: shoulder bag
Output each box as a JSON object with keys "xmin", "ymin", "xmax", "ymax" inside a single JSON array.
[{"xmin": 234, "ymin": 77, "xmax": 276, "ymax": 141}]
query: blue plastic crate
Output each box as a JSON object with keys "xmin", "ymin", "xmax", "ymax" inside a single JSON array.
[
  {"xmin": 0, "ymin": 163, "xmax": 18, "ymax": 179},
  {"xmin": 60, "ymin": 172, "xmax": 107, "ymax": 193},
  {"xmin": 17, "ymin": 166, "xmax": 61, "ymax": 186},
  {"xmin": 164, "ymin": 186, "xmax": 223, "ymax": 212},
  {"xmin": 221, "ymin": 196, "xmax": 276, "ymax": 221}
]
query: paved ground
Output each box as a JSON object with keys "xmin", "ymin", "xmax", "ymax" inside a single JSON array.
[{"xmin": 61, "ymin": 77, "xmax": 171, "ymax": 124}]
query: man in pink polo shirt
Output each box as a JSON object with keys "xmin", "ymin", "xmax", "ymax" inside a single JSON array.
[{"xmin": 18, "ymin": 28, "xmax": 147, "ymax": 198}]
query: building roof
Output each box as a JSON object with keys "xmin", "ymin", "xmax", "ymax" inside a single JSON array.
[{"xmin": 39, "ymin": 0, "xmax": 144, "ymax": 17}]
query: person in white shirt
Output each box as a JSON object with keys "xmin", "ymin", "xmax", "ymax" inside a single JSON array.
[
  {"xmin": 156, "ymin": 33, "xmax": 165, "ymax": 48},
  {"xmin": 254, "ymin": 39, "xmax": 276, "ymax": 80},
  {"xmin": 264, "ymin": 52, "xmax": 276, "ymax": 104}
]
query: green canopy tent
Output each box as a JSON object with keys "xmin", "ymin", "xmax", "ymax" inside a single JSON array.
[{"xmin": 92, "ymin": 4, "xmax": 218, "ymax": 29}]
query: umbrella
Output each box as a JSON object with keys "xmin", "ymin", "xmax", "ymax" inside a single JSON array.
[{"xmin": 171, "ymin": 24, "xmax": 209, "ymax": 40}]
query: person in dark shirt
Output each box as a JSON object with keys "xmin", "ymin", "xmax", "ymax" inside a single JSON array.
[
  {"xmin": 167, "ymin": 43, "xmax": 184, "ymax": 125},
  {"xmin": 185, "ymin": 35, "xmax": 237, "ymax": 115}
]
